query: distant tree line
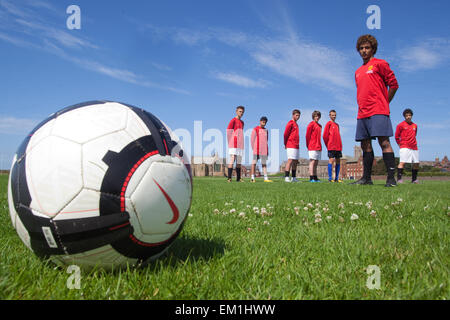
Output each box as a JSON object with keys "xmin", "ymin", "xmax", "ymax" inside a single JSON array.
[{"xmin": 372, "ymin": 158, "xmax": 449, "ymax": 176}]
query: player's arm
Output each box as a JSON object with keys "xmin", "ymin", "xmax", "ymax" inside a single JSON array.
[
  {"xmin": 251, "ymin": 128, "xmax": 256, "ymax": 152},
  {"xmin": 305, "ymin": 124, "xmax": 312, "ymax": 150},
  {"xmin": 380, "ymin": 61, "xmax": 399, "ymax": 102},
  {"xmin": 388, "ymin": 87, "xmax": 398, "ymax": 103},
  {"xmin": 322, "ymin": 123, "xmax": 330, "ymax": 148},
  {"xmin": 283, "ymin": 123, "xmax": 292, "ymax": 147},
  {"xmin": 226, "ymin": 119, "xmax": 235, "ymax": 146},
  {"xmin": 395, "ymin": 124, "xmax": 402, "ymax": 146}
]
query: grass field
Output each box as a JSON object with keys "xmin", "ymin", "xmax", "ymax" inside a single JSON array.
[{"xmin": 0, "ymin": 174, "xmax": 449, "ymax": 300}]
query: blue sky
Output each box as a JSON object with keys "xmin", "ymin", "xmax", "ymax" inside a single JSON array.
[{"xmin": 1, "ymin": 0, "xmax": 449, "ymax": 169}]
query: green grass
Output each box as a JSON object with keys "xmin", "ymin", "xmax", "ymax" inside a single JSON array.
[{"xmin": 0, "ymin": 174, "xmax": 449, "ymax": 299}]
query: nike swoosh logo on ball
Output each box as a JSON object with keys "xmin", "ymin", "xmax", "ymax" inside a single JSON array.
[{"xmin": 153, "ymin": 179, "xmax": 179, "ymax": 224}]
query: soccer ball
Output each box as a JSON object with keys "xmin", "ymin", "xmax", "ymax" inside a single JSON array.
[{"xmin": 7, "ymin": 101, "xmax": 192, "ymax": 269}]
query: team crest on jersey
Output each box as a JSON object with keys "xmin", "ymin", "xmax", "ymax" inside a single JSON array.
[{"xmin": 366, "ymin": 65, "xmax": 374, "ymax": 74}]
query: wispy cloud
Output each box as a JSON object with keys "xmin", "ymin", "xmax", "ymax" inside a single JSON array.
[
  {"xmin": 214, "ymin": 72, "xmax": 270, "ymax": 88},
  {"xmin": 139, "ymin": 18, "xmax": 354, "ymax": 93},
  {"xmin": 0, "ymin": 116, "xmax": 38, "ymax": 135},
  {"xmin": 0, "ymin": 0, "xmax": 189, "ymax": 95},
  {"xmin": 396, "ymin": 38, "xmax": 450, "ymax": 72}
]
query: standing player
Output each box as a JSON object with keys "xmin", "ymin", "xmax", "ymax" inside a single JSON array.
[
  {"xmin": 250, "ymin": 116, "xmax": 273, "ymax": 182},
  {"xmin": 306, "ymin": 110, "xmax": 322, "ymax": 182},
  {"xmin": 352, "ymin": 34, "xmax": 399, "ymax": 187},
  {"xmin": 323, "ymin": 109, "xmax": 343, "ymax": 182},
  {"xmin": 226, "ymin": 106, "xmax": 245, "ymax": 182},
  {"xmin": 283, "ymin": 109, "xmax": 301, "ymax": 182},
  {"xmin": 395, "ymin": 108, "xmax": 420, "ymax": 184}
]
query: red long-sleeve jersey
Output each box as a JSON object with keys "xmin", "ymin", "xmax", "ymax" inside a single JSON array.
[
  {"xmin": 306, "ymin": 121, "xmax": 322, "ymax": 151},
  {"xmin": 355, "ymin": 58, "xmax": 399, "ymax": 119},
  {"xmin": 395, "ymin": 121, "xmax": 418, "ymax": 150},
  {"xmin": 251, "ymin": 126, "xmax": 268, "ymax": 155},
  {"xmin": 227, "ymin": 117, "xmax": 244, "ymax": 149},
  {"xmin": 323, "ymin": 121, "xmax": 342, "ymax": 151},
  {"xmin": 284, "ymin": 120, "xmax": 299, "ymax": 149}
]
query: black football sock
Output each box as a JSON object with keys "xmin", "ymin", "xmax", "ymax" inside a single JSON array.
[
  {"xmin": 412, "ymin": 169, "xmax": 418, "ymax": 181},
  {"xmin": 285, "ymin": 171, "xmax": 290, "ymax": 178},
  {"xmin": 363, "ymin": 151, "xmax": 374, "ymax": 180},
  {"xmin": 236, "ymin": 167, "xmax": 241, "ymax": 181},
  {"xmin": 397, "ymin": 168, "xmax": 404, "ymax": 180},
  {"xmin": 313, "ymin": 175, "xmax": 318, "ymax": 181},
  {"xmin": 227, "ymin": 167, "xmax": 232, "ymax": 179},
  {"xmin": 310, "ymin": 175, "xmax": 314, "ymax": 181},
  {"xmin": 292, "ymin": 169, "xmax": 296, "ymax": 178},
  {"xmin": 383, "ymin": 152, "xmax": 396, "ymax": 180}
]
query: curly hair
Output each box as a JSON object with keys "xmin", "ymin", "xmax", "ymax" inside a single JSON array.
[
  {"xmin": 356, "ymin": 34, "xmax": 378, "ymax": 55},
  {"xmin": 403, "ymin": 108, "xmax": 414, "ymax": 117}
]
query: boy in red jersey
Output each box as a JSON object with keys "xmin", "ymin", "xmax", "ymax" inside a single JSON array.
[
  {"xmin": 226, "ymin": 106, "xmax": 245, "ymax": 182},
  {"xmin": 395, "ymin": 108, "xmax": 420, "ymax": 184},
  {"xmin": 283, "ymin": 109, "xmax": 301, "ymax": 182},
  {"xmin": 250, "ymin": 116, "xmax": 273, "ymax": 183},
  {"xmin": 352, "ymin": 34, "xmax": 399, "ymax": 187},
  {"xmin": 306, "ymin": 110, "xmax": 322, "ymax": 182},
  {"xmin": 323, "ymin": 109, "xmax": 343, "ymax": 182}
]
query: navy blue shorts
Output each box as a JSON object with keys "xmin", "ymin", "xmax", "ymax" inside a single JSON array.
[
  {"xmin": 355, "ymin": 115, "xmax": 393, "ymax": 141},
  {"xmin": 328, "ymin": 150, "xmax": 342, "ymax": 159}
]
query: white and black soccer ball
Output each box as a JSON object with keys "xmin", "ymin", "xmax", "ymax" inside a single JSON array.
[{"xmin": 7, "ymin": 101, "xmax": 192, "ymax": 269}]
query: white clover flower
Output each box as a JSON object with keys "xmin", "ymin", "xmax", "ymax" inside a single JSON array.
[
  {"xmin": 326, "ymin": 216, "xmax": 332, "ymax": 220},
  {"xmin": 322, "ymin": 207, "xmax": 329, "ymax": 213},
  {"xmin": 370, "ymin": 210, "xmax": 377, "ymax": 217},
  {"xmin": 314, "ymin": 217, "xmax": 322, "ymax": 223},
  {"xmin": 246, "ymin": 205, "xmax": 251, "ymax": 208},
  {"xmin": 213, "ymin": 209, "xmax": 220, "ymax": 214},
  {"xmin": 253, "ymin": 207, "xmax": 259, "ymax": 212},
  {"xmin": 338, "ymin": 203, "xmax": 345, "ymax": 209},
  {"xmin": 230, "ymin": 208, "xmax": 236, "ymax": 214},
  {"xmin": 240, "ymin": 200, "xmax": 244, "ymax": 204},
  {"xmin": 225, "ymin": 202, "xmax": 231, "ymax": 206},
  {"xmin": 307, "ymin": 203, "xmax": 313, "ymax": 208},
  {"xmin": 188, "ymin": 213, "xmax": 193, "ymax": 217},
  {"xmin": 424, "ymin": 205, "xmax": 429, "ymax": 211},
  {"xmin": 238, "ymin": 212, "xmax": 246, "ymax": 218},
  {"xmin": 384, "ymin": 205, "xmax": 389, "ymax": 210},
  {"xmin": 315, "ymin": 203, "xmax": 321, "ymax": 208},
  {"xmin": 397, "ymin": 198, "xmax": 403, "ymax": 202},
  {"xmin": 263, "ymin": 220, "xmax": 270, "ymax": 225},
  {"xmin": 303, "ymin": 207, "xmax": 309, "ymax": 211},
  {"xmin": 314, "ymin": 213, "xmax": 322, "ymax": 219},
  {"xmin": 350, "ymin": 213, "xmax": 359, "ymax": 221},
  {"xmin": 338, "ymin": 216, "xmax": 345, "ymax": 223},
  {"xmin": 348, "ymin": 201, "xmax": 354, "ymax": 205}
]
